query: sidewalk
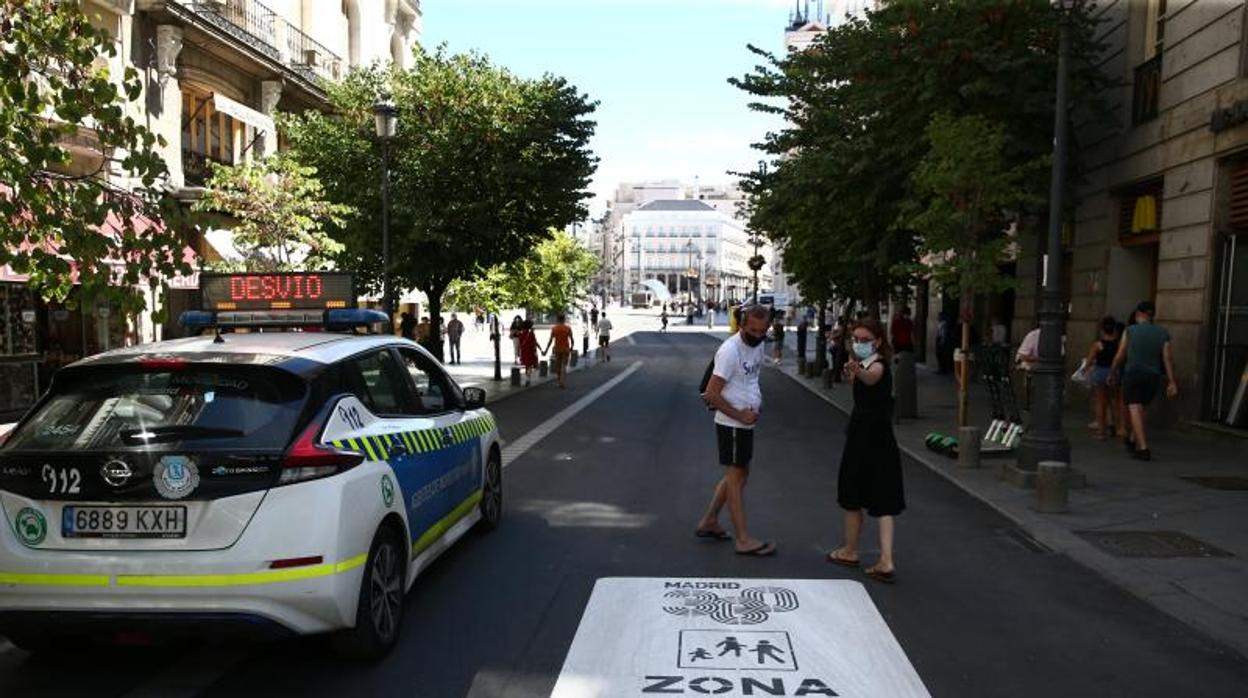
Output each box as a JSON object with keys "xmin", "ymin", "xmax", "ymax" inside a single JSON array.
[{"xmin": 768, "ymin": 334, "xmax": 1248, "ymax": 659}]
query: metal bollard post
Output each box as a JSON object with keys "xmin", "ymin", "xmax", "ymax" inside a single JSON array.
[
  {"xmin": 539, "ymin": 360, "xmax": 549, "ymax": 377},
  {"xmin": 822, "ymin": 367, "xmax": 834, "ymax": 388},
  {"xmin": 957, "ymin": 426, "xmax": 981, "ymax": 468},
  {"xmin": 510, "ymin": 367, "xmax": 521, "ymax": 387},
  {"xmin": 796, "ymin": 356, "xmax": 806, "ymax": 375},
  {"xmin": 1036, "ymin": 461, "xmax": 1070, "ymax": 513},
  {"xmin": 894, "ymin": 351, "xmax": 918, "ymax": 419}
]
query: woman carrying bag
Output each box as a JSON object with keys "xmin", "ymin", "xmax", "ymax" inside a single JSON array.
[{"xmin": 826, "ymin": 319, "xmax": 905, "ymax": 584}]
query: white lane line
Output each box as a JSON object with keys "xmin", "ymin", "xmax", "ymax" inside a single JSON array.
[
  {"xmin": 120, "ymin": 647, "xmax": 247, "ymax": 698},
  {"xmin": 626, "ymin": 336, "xmax": 636, "ymax": 345},
  {"xmin": 502, "ymin": 361, "xmax": 643, "ymax": 468}
]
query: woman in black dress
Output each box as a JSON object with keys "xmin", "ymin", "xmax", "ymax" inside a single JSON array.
[{"xmin": 826, "ymin": 319, "xmax": 905, "ymax": 583}]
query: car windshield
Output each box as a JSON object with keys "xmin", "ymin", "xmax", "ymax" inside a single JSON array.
[{"xmin": 4, "ymin": 365, "xmax": 308, "ymax": 452}]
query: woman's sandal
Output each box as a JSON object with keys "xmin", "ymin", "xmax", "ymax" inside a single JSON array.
[
  {"xmin": 864, "ymin": 564, "xmax": 896, "ymax": 585},
  {"xmin": 825, "ymin": 549, "xmax": 860, "ymax": 568}
]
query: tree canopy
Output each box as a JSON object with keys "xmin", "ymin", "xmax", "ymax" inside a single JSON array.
[
  {"xmin": 733, "ymin": 0, "xmax": 1114, "ymax": 316},
  {"xmin": 0, "ymin": 0, "xmax": 189, "ymax": 311},
  {"xmin": 445, "ymin": 230, "xmax": 600, "ymax": 315},
  {"xmin": 282, "ymin": 47, "xmax": 597, "ymax": 356}
]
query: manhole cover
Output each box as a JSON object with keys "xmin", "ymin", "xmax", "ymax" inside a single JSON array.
[
  {"xmin": 1074, "ymin": 530, "xmax": 1233, "ymax": 558},
  {"xmin": 1179, "ymin": 476, "xmax": 1248, "ymax": 491}
]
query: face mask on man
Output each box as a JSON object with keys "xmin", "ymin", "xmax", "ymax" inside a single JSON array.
[
  {"xmin": 742, "ymin": 331, "xmax": 765, "ymax": 347},
  {"xmin": 853, "ymin": 341, "xmax": 876, "ymax": 360}
]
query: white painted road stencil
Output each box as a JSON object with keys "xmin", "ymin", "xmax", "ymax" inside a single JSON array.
[{"xmin": 551, "ymin": 577, "xmax": 930, "ymax": 697}]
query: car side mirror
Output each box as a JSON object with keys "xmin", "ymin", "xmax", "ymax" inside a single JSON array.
[{"xmin": 463, "ymin": 387, "xmax": 487, "ymax": 410}]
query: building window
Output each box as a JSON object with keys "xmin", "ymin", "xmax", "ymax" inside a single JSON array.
[
  {"xmin": 1144, "ymin": 0, "xmax": 1166, "ymax": 60},
  {"xmin": 1117, "ymin": 178, "xmax": 1164, "ymax": 246},
  {"xmin": 181, "ymin": 86, "xmax": 246, "ymax": 186}
]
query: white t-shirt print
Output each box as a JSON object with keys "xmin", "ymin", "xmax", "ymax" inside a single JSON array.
[{"xmin": 712, "ymin": 333, "xmax": 765, "ymax": 430}]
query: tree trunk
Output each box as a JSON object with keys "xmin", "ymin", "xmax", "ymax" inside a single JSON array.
[
  {"xmin": 424, "ymin": 280, "xmax": 449, "ymax": 363},
  {"xmin": 957, "ymin": 296, "xmax": 972, "ymax": 429},
  {"xmin": 814, "ymin": 301, "xmax": 828, "ymax": 372}
]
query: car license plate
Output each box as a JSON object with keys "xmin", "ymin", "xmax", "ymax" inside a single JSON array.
[{"xmin": 62, "ymin": 506, "xmax": 187, "ymax": 539}]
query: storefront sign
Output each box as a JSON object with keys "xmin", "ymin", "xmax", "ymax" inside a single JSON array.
[
  {"xmin": 20, "ymin": 310, "xmax": 35, "ymax": 323},
  {"xmin": 551, "ymin": 577, "xmax": 930, "ymax": 698},
  {"xmin": 168, "ymin": 272, "xmax": 200, "ymax": 290},
  {"xmin": 1211, "ymin": 100, "xmax": 1248, "ymax": 133}
]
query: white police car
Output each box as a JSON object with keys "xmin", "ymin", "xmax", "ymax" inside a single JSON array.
[{"xmin": 0, "ymin": 285, "xmax": 501, "ymax": 658}]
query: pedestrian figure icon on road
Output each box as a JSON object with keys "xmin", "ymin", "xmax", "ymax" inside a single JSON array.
[
  {"xmin": 753, "ymin": 639, "xmax": 787, "ymax": 665},
  {"xmin": 678, "ymin": 630, "xmax": 799, "ymax": 672},
  {"xmin": 716, "ymin": 636, "xmax": 745, "ymax": 658}
]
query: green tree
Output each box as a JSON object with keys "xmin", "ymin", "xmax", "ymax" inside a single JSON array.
[
  {"xmin": 444, "ymin": 267, "xmax": 513, "ymax": 314},
  {"xmin": 902, "ymin": 112, "xmax": 1044, "ymax": 427},
  {"xmin": 283, "ymin": 49, "xmax": 597, "ymax": 358},
  {"xmin": 501, "ymin": 231, "xmax": 600, "ymax": 314},
  {"xmin": 194, "ymin": 155, "xmax": 352, "ymax": 272},
  {"xmin": 732, "ymin": 0, "xmax": 1113, "ymax": 323},
  {"xmin": 0, "ymin": 0, "xmax": 189, "ymax": 312}
]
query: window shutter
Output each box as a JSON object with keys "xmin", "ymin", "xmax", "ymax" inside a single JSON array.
[{"xmin": 1229, "ymin": 161, "xmax": 1248, "ymax": 230}]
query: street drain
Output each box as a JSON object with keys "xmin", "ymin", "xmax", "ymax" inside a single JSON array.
[
  {"xmin": 1179, "ymin": 476, "xmax": 1248, "ymax": 491},
  {"xmin": 999, "ymin": 528, "xmax": 1053, "ymax": 554},
  {"xmin": 1074, "ymin": 530, "xmax": 1233, "ymax": 558}
]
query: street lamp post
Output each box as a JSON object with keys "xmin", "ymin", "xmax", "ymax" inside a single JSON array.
[
  {"xmin": 1018, "ymin": 1, "xmax": 1076, "ymax": 472},
  {"xmin": 684, "ymin": 241, "xmax": 695, "ymax": 307},
  {"xmin": 373, "ymin": 95, "xmax": 399, "ymax": 330}
]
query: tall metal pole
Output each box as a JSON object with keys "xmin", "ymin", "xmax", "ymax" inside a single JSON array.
[
  {"xmin": 380, "ymin": 137, "xmax": 392, "ymax": 330},
  {"xmin": 1019, "ymin": 10, "xmax": 1072, "ymax": 470}
]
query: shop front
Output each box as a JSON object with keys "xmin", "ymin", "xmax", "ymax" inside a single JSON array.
[{"xmin": 0, "ymin": 271, "xmax": 40, "ymax": 422}]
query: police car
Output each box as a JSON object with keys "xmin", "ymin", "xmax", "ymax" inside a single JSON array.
[{"xmin": 0, "ymin": 272, "xmax": 502, "ymax": 658}]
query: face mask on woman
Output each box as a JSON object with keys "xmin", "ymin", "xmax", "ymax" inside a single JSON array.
[{"xmin": 853, "ymin": 341, "xmax": 875, "ymax": 360}]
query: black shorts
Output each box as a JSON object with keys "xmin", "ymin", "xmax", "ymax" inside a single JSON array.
[
  {"xmin": 1123, "ymin": 370, "xmax": 1161, "ymax": 405},
  {"xmin": 599, "ymin": 335, "xmax": 611, "ymax": 346},
  {"xmin": 716, "ymin": 424, "xmax": 754, "ymax": 467}
]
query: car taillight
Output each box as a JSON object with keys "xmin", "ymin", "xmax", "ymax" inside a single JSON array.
[{"xmin": 279, "ymin": 421, "xmax": 364, "ymax": 485}]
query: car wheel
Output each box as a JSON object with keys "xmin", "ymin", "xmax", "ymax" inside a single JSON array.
[
  {"xmin": 335, "ymin": 527, "xmax": 405, "ymax": 660},
  {"xmin": 477, "ymin": 450, "xmax": 502, "ymax": 531}
]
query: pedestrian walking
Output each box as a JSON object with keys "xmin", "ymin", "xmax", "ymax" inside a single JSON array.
[
  {"xmin": 543, "ymin": 313, "xmax": 574, "ymax": 389},
  {"xmin": 1110, "ymin": 301, "xmax": 1178, "ymax": 461},
  {"xmin": 446, "ymin": 313, "xmax": 465, "ymax": 365},
  {"xmin": 890, "ymin": 306, "xmax": 915, "ymax": 354},
  {"xmin": 590, "ymin": 306, "xmax": 600, "ymax": 336},
  {"xmin": 416, "ymin": 316, "xmax": 431, "ymax": 345},
  {"xmin": 661, "ymin": 310, "xmax": 669, "ymax": 332},
  {"xmin": 1083, "ymin": 315, "xmax": 1123, "ymax": 440},
  {"xmin": 509, "ymin": 315, "xmax": 523, "ymax": 365},
  {"xmin": 695, "ymin": 304, "xmax": 775, "ymax": 556},
  {"xmin": 771, "ymin": 317, "xmax": 785, "ymax": 365},
  {"xmin": 519, "ymin": 319, "xmax": 540, "ymax": 386},
  {"xmin": 826, "ymin": 319, "xmax": 904, "ymax": 583},
  {"xmin": 475, "ymin": 308, "xmax": 485, "ymax": 332},
  {"xmin": 597, "ymin": 312, "xmax": 613, "ymax": 361},
  {"xmin": 796, "ymin": 316, "xmax": 809, "ymax": 362},
  {"xmin": 706, "ymin": 300, "xmax": 715, "ymax": 329},
  {"xmin": 399, "ymin": 312, "xmax": 416, "ymax": 341}
]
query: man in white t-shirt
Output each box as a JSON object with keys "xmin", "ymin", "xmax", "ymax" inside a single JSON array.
[
  {"xmin": 597, "ymin": 313, "xmax": 614, "ymax": 361},
  {"xmin": 695, "ymin": 304, "xmax": 775, "ymax": 556}
]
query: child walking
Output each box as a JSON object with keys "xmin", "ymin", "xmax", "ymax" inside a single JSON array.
[{"xmin": 826, "ymin": 319, "xmax": 905, "ymax": 584}]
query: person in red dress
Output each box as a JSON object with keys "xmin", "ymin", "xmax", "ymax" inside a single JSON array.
[{"xmin": 519, "ymin": 319, "xmax": 540, "ymax": 386}]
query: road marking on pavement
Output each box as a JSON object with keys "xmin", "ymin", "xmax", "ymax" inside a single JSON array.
[
  {"xmin": 502, "ymin": 361, "xmax": 643, "ymax": 469},
  {"xmin": 120, "ymin": 647, "xmax": 248, "ymax": 698},
  {"xmin": 552, "ymin": 577, "xmax": 931, "ymax": 698},
  {"xmin": 626, "ymin": 335, "xmax": 636, "ymax": 345}
]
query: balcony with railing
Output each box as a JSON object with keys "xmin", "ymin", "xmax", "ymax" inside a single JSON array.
[{"xmin": 179, "ymin": 0, "xmax": 343, "ymax": 86}]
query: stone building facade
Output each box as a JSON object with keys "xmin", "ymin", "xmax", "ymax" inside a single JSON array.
[{"xmin": 1013, "ymin": 0, "xmax": 1248, "ymax": 432}]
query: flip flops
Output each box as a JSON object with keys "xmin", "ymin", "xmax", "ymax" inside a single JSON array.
[
  {"xmin": 695, "ymin": 528, "xmax": 732, "ymax": 541},
  {"xmin": 865, "ymin": 565, "xmax": 896, "ymax": 585},
  {"xmin": 735, "ymin": 542, "xmax": 777, "ymax": 557},
  {"xmin": 825, "ymin": 549, "xmax": 860, "ymax": 568}
]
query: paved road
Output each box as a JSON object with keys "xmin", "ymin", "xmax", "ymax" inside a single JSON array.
[{"xmin": 3, "ymin": 331, "xmax": 1247, "ymax": 696}]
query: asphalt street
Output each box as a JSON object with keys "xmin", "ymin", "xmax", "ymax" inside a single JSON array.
[{"xmin": 2, "ymin": 331, "xmax": 1247, "ymax": 697}]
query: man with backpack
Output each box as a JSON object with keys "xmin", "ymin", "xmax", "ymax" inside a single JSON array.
[{"xmin": 695, "ymin": 304, "xmax": 776, "ymax": 556}]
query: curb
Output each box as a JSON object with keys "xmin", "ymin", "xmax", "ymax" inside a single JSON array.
[{"xmin": 771, "ymin": 362, "xmax": 1248, "ymax": 661}]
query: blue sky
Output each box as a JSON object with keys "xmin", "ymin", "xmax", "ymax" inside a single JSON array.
[{"xmin": 422, "ymin": 0, "xmax": 795, "ymax": 216}]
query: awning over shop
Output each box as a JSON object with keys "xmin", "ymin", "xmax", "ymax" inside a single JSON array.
[{"xmin": 212, "ymin": 93, "xmax": 275, "ymax": 139}]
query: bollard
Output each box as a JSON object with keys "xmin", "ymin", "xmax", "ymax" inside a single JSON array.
[
  {"xmin": 796, "ymin": 356, "xmax": 806, "ymax": 375},
  {"xmin": 570, "ymin": 350, "xmax": 579, "ymax": 367},
  {"xmin": 894, "ymin": 351, "xmax": 918, "ymax": 419},
  {"xmin": 539, "ymin": 360, "xmax": 549, "ymax": 378},
  {"xmin": 823, "ymin": 367, "xmax": 834, "ymax": 388},
  {"xmin": 510, "ymin": 367, "xmax": 521, "ymax": 387},
  {"xmin": 1036, "ymin": 461, "xmax": 1070, "ymax": 513},
  {"xmin": 806, "ymin": 362, "xmax": 817, "ymax": 378},
  {"xmin": 957, "ymin": 426, "xmax": 981, "ymax": 469}
]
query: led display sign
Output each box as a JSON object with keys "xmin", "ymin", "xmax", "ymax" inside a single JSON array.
[{"xmin": 200, "ymin": 272, "xmax": 355, "ymax": 311}]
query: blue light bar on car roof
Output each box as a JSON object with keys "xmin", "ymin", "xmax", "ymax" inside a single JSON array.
[{"xmin": 177, "ymin": 309, "xmax": 389, "ymax": 331}]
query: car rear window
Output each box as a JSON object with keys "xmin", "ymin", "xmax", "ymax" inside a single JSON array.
[{"xmin": 4, "ymin": 364, "xmax": 308, "ymax": 452}]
